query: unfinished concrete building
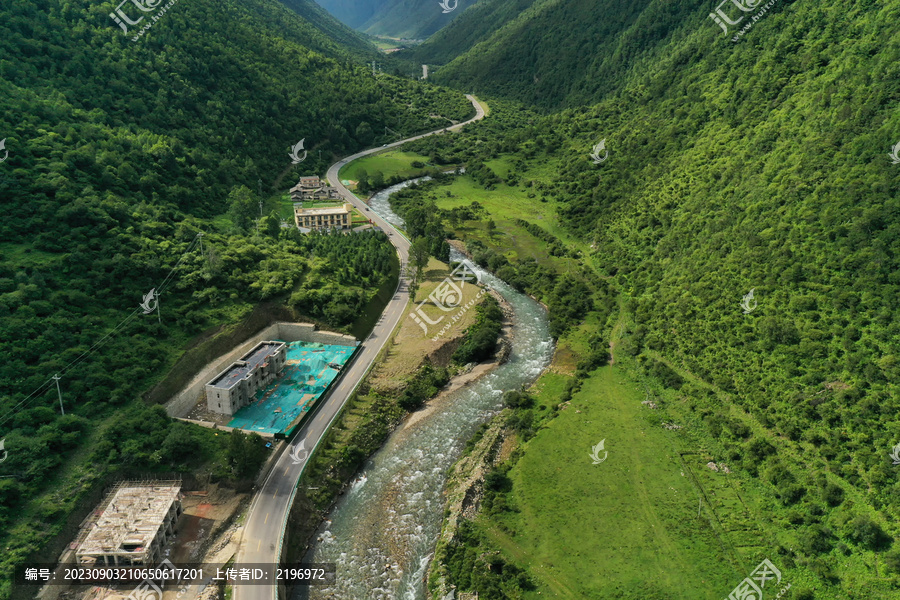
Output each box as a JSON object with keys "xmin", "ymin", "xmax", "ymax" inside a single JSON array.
[
  {"xmin": 206, "ymin": 340, "xmax": 287, "ymax": 415},
  {"xmin": 75, "ymin": 481, "xmax": 182, "ymax": 566}
]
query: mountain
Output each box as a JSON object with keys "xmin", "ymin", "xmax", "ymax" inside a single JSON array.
[
  {"xmin": 0, "ymin": 0, "xmax": 471, "ymax": 594},
  {"xmin": 312, "ymin": 0, "xmax": 479, "ymax": 40},
  {"xmin": 389, "ymin": 0, "xmax": 900, "ymax": 596},
  {"xmin": 275, "ymin": 0, "xmax": 389, "ymax": 51},
  {"xmin": 308, "ymin": 0, "xmax": 382, "ymax": 30},
  {"xmin": 407, "ymin": 0, "xmax": 725, "ymax": 109},
  {"xmin": 403, "ymin": 0, "xmax": 539, "ymax": 64}
]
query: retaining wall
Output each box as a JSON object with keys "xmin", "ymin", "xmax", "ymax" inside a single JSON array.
[{"xmin": 172, "ymin": 418, "xmax": 277, "ymax": 439}]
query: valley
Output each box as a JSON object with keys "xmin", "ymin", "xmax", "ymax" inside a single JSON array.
[{"xmin": 2, "ymin": 0, "xmax": 900, "ymax": 599}]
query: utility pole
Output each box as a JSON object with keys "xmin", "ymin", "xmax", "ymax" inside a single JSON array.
[
  {"xmin": 52, "ymin": 374, "xmax": 64, "ymax": 415},
  {"xmin": 256, "ymin": 179, "xmax": 264, "ymax": 236}
]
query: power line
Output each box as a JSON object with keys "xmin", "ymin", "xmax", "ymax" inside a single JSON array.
[
  {"xmin": 52, "ymin": 374, "xmax": 64, "ymax": 416},
  {"xmin": 0, "ymin": 232, "xmax": 205, "ymax": 429}
]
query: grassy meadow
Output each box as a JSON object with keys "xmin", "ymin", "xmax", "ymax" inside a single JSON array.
[
  {"xmin": 345, "ymin": 152, "xmax": 878, "ymax": 598},
  {"xmin": 337, "ymin": 150, "xmax": 434, "ymax": 186}
]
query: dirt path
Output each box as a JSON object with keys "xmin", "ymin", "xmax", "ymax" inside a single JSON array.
[{"xmin": 607, "ymin": 296, "xmax": 628, "ymax": 365}]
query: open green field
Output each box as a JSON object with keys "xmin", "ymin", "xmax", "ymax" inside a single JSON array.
[
  {"xmin": 481, "ymin": 364, "xmax": 741, "ymax": 599},
  {"xmin": 337, "ymin": 149, "xmax": 433, "ymax": 184},
  {"xmin": 340, "ymin": 149, "xmax": 581, "ymax": 257},
  {"xmin": 368, "ymin": 37, "xmax": 400, "ymax": 52},
  {"xmin": 433, "ymin": 174, "xmax": 582, "ymax": 250}
]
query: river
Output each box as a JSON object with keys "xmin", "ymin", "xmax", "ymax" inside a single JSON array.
[{"xmin": 297, "ymin": 181, "xmax": 553, "ymax": 600}]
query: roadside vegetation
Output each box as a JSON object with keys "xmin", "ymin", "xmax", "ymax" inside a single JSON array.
[
  {"xmin": 284, "ymin": 257, "xmax": 501, "ymax": 560},
  {"xmin": 0, "ymin": 0, "xmax": 471, "ymax": 588},
  {"xmin": 363, "ymin": 85, "xmax": 900, "ymax": 596}
]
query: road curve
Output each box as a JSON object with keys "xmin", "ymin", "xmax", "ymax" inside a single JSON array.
[{"xmin": 233, "ymin": 94, "xmax": 485, "ymax": 600}]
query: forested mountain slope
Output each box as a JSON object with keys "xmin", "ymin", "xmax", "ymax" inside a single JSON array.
[
  {"xmin": 410, "ymin": 0, "xmax": 745, "ymax": 109},
  {"xmin": 404, "ymin": 0, "xmax": 541, "ymax": 65},
  {"xmin": 398, "ymin": 0, "xmax": 900, "ymax": 596},
  {"xmin": 273, "ymin": 0, "xmax": 382, "ymax": 53},
  {"xmin": 310, "ymin": 0, "xmax": 383, "ymax": 30},
  {"xmin": 358, "ymin": 0, "xmax": 477, "ymax": 39},
  {"xmin": 0, "ymin": 0, "xmax": 470, "ymax": 595},
  {"xmin": 313, "ymin": 0, "xmax": 478, "ymax": 40}
]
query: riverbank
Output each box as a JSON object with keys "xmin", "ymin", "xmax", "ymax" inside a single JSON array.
[
  {"xmin": 297, "ymin": 249, "xmax": 552, "ymax": 599},
  {"xmin": 427, "ymin": 416, "xmax": 510, "ymax": 600},
  {"xmin": 403, "ymin": 288, "xmax": 513, "ymax": 432},
  {"xmin": 281, "ymin": 258, "xmax": 505, "ymax": 580}
]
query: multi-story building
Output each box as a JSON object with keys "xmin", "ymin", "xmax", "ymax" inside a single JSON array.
[
  {"xmin": 290, "ymin": 176, "xmax": 339, "ymax": 202},
  {"xmin": 75, "ymin": 482, "xmax": 183, "ymax": 567},
  {"xmin": 294, "ymin": 203, "xmax": 352, "ymax": 231},
  {"xmin": 205, "ymin": 341, "xmax": 287, "ymax": 415}
]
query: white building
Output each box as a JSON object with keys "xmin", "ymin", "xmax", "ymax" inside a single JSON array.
[{"xmin": 205, "ymin": 341, "xmax": 287, "ymax": 415}]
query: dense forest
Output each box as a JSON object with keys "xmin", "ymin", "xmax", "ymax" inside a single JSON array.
[
  {"xmin": 0, "ymin": 0, "xmax": 472, "ymax": 595},
  {"xmin": 389, "ymin": 0, "xmax": 900, "ymax": 593},
  {"xmin": 4, "ymin": 0, "xmax": 900, "ymax": 595},
  {"xmin": 313, "ymin": 0, "xmax": 480, "ymax": 40}
]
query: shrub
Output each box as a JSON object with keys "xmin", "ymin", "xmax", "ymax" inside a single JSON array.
[
  {"xmin": 846, "ymin": 515, "xmax": 891, "ymax": 551},
  {"xmin": 800, "ymin": 525, "xmax": 833, "ymax": 554},
  {"xmin": 820, "ymin": 482, "xmax": 844, "ymax": 507}
]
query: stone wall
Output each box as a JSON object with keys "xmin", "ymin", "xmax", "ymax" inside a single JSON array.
[
  {"xmin": 173, "ymin": 418, "xmax": 277, "ymax": 439},
  {"xmin": 164, "ymin": 322, "xmax": 357, "ymax": 418},
  {"xmin": 272, "ymin": 322, "xmax": 357, "ymax": 347}
]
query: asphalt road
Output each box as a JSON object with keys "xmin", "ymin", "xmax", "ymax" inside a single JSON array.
[{"xmin": 232, "ymin": 94, "xmax": 485, "ymax": 600}]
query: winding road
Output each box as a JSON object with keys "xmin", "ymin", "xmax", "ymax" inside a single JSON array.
[{"xmin": 232, "ymin": 94, "xmax": 485, "ymax": 600}]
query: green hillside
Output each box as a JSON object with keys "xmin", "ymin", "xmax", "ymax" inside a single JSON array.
[
  {"xmin": 0, "ymin": 0, "xmax": 470, "ymax": 595},
  {"xmin": 404, "ymin": 0, "xmax": 540, "ymax": 65},
  {"xmin": 384, "ymin": 0, "xmax": 900, "ymax": 596},
  {"xmin": 276, "ymin": 0, "xmax": 382, "ymax": 54},
  {"xmin": 358, "ymin": 0, "xmax": 477, "ymax": 39},
  {"xmin": 312, "ymin": 0, "xmax": 481, "ymax": 41},
  {"xmin": 407, "ymin": 0, "xmax": 739, "ymax": 110}
]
